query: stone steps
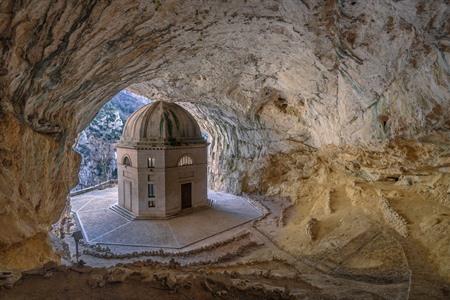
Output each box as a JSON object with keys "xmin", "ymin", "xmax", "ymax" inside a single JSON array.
[{"xmin": 109, "ymin": 204, "xmax": 135, "ymax": 221}]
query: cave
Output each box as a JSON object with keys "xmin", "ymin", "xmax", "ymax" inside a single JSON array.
[{"xmin": 0, "ymin": 1, "xmax": 449, "ymax": 299}]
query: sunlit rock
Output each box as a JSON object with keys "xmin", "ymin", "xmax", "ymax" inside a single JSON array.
[{"xmin": 0, "ymin": 0, "xmax": 449, "ymax": 297}]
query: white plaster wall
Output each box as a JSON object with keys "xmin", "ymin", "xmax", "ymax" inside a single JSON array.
[
  {"xmin": 165, "ymin": 145, "xmax": 208, "ymax": 213},
  {"xmin": 117, "ymin": 147, "xmax": 139, "ymax": 214},
  {"xmin": 117, "ymin": 144, "xmax": 207, "ymax": 218},
  {"xmin": 137, "ymin": 149, "xmax": 166, "ymax": 216}
]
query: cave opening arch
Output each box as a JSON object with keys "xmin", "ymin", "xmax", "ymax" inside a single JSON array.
[{"xmin": 72, "ymin": 86, "xmax": 274, "ymax": 196}]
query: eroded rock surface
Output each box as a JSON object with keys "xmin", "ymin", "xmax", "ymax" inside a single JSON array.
[
  {"xmin": 0, "ymin": 0, "xmax": 449, "ymax": 293},
  {"xmin": 259, "ymin": 134, "xmax": 450, "ymax": 290}
]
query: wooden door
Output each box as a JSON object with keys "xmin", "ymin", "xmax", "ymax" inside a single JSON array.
[{"xmin": 181, "ymin": 183, "xmax": 192, "ymax": 209}]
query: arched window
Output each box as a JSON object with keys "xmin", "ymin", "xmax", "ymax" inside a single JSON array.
[
  {"xmin": 178, "ymin": 155, "xmax": 193, "ymax": 167},
  {"xmin": 122, "ymin": 155, "xmax": 131, "ymax": 167}
]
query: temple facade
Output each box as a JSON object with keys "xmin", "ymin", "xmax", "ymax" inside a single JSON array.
[{"xmin": 115, "ymin": 101, "xmax": 208, "ymax": 219}]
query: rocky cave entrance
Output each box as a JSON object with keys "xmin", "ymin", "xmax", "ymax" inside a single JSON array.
[
  {"xmin": 56, "ymin": 86, "xmax": 266, "ymax": 265},
  {"xmin": 1, "ymin": 1, "xmax": 449, "ymax": 298},
  {"xmin": 71, "ymin": 89, "xmax": 240, "ymax": 194}
]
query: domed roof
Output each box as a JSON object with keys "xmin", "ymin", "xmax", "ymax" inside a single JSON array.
[{"xmin": 119, "ymin": 101, "xmax": 205, "ymax": 146}]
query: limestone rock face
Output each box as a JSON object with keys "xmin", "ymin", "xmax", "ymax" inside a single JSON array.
[
  {"xmin": 261, "ymin": 134, "xmax": 450, "ymax": 281},
  {"xmin": 0, "ymin": 0, "xmax": 449, "ymax": 271}
]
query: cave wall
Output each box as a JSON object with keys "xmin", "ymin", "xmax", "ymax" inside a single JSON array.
[{"xmin": 0, "ymin": 0, "xmax": 449, "ymax": 269}]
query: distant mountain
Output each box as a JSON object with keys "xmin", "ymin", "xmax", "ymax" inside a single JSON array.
[
  {"xmin": 109, "ymin": 90, "xmax": 150, "ymax": 121},
  {"xmin": 74, "ymin": 90, "xmax": 150, "ymax": 190}
]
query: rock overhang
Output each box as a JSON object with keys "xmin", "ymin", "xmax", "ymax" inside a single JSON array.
[{"xmin": 0, "ymin": 0, "xmax": 449, "ymax": 273}]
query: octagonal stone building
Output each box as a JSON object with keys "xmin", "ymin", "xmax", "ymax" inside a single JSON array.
[{"xmin": 114, "ymin": 101, "xmax": 208, "ymax": 219}]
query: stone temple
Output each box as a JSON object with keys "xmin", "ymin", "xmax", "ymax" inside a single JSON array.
[{"xmin": 115, "ymin": 101, "xmax": 208, "ymax": 219}]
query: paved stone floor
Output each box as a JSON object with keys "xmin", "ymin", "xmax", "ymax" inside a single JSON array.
[{"xmin": 71, "ymin": 186, "xmax": 262, "ymax": 248}]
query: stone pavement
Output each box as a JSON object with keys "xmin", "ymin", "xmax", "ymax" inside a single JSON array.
[{"xmin": 71, "ymin": 186, "xmax": 262, "ymax": 248}]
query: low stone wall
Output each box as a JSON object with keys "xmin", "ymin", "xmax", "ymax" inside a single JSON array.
[
  {"xmin": 70, "ymin": 180, "xmax": 118, "ymax": 197},
  {"xmin": 82, "ymin": 231, "xmax": 251, "ymax": 259}
]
